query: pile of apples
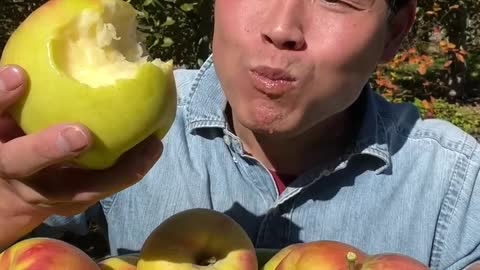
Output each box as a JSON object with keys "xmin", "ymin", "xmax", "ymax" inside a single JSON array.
[{"xmin": 0, "ymin": 208, "xmax": 430, "ymax": 270}]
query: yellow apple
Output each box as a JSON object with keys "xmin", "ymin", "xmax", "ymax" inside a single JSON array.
[
  {"xmin": 137, "ymin": 208, "xmax": 258, "ymax": 270},
  {"xmin": 97, "ymin": 254, "xmax": 139, "ymax": 270},
  {"xmin": 0, "ymin": 0, "xmax": 177, "ymax": 170},
  {"xmin": 255, "ymin": 248, "xmax": 280, "ymax": 269},
  {"xmin": 0, "ymin": 237, "xmax": 100, "ymax": 270},
  {"xmin": 261, "ymin": 244, "xmax": 301, "ymax": 270}
]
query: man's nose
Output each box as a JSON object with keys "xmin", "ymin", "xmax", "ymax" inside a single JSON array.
[{"xmin": 261, "ymin": 2, "xmax": 306, "ymax": 51}]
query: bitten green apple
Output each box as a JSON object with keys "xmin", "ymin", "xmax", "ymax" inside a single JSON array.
[
  {"xmin": 0, "ymin": 0, "xmax": 177, "ymax": 170},
  {"xmin": 137, "ymin": 208, "xmax": 258, "ymax": 270},
  {"xmin": 0, "ymin": 237, "xmax": 100, "ymax": 270}
]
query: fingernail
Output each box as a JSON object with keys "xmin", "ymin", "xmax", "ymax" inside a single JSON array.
[
  {"xmin": 57, "ymin": 126, "xmax": 88, "ymax": 153},
  {"xmin": 0, "ymin": 66, "xmax": 23, "ymax": 92}
]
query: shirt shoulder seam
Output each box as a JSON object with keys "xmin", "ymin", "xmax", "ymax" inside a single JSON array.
[
  {"xmin": 376, "ymin": 102, "xmax": 477, "ymax": 159},
  {"xmin": 430, "ymin": 148, "xmax": 472, "ymax": 268}
]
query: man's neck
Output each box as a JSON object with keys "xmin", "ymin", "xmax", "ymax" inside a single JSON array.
[{"xmin": 227, "ymin": 104, "xmax": 359, "ymax": 176}]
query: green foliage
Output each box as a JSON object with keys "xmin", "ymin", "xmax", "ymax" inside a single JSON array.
[
  {"xmin": 413, "ymin": 98, "xmax": 480, "ymax": 135},
  {"xmin": 126, "ymin": 0, "xmax": 213, "ymax": 69},
  {"xmin": 373, "ymin": 0, "xmax": 480, "ymax": 136}
]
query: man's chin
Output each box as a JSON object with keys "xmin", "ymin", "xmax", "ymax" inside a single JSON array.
[
  {"xmin": 247, "ymin": 121, "xmax": 300, "ymax": 138},
  {"xmin": 232, "ymin": 105, "xmax": 302, "ymax": 138}
]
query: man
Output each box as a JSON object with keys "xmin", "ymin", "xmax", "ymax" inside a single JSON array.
[{"xmin": 0, "ymin": 0, "xmax": 479, "ymax": 269}]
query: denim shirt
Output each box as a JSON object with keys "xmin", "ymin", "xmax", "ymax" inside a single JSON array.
[{"xmin": 42, "ymin": 55, "xmax": 480, "ymax": 270}]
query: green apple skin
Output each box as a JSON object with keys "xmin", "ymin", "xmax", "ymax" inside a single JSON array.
[
  {"xmin": 0, "ymin": 0, "xmax": 177, "ymax": 170},
  {"xmin": 97, "ymin": 254, "xmax": 139, "ymax": 270}
]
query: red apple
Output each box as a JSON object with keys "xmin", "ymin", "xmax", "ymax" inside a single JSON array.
[
  {"xmin": 265, "ymin": 240, "xmax": 430, "ymax": 270},
  {"xmin": 261, "ymin": 244, "xmax": 301, "ymax": 270},
  {"xmin": 361, "ymin": 253, "xmax": 429, "ymax": 270},
  {"xmin": 0, "ymin": 237, "xmax": 99, "ymax": 270},
  {"xmin": 274, "ymin": 240, "xmax": 368, "ymax": 270}
]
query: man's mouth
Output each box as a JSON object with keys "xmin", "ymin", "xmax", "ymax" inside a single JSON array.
[{"xmin": 249, "ymin": 66, "xmax": 297, "ymax": 99}]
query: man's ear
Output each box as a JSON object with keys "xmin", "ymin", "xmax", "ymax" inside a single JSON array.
[{"xmin": 380, "ymin": 0, "xmax": 417, "ymax": 63}]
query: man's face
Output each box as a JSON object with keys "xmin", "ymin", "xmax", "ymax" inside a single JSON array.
[{"xmin": 212, "ymin": 0, "xmax": 405, "ymax": 137}]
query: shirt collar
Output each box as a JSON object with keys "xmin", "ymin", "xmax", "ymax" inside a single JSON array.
[
  {"xmin": 351, "ymin": 87, "xmax": 392, "ymax": 172},
  {"xmin": 184, "ymin": 54, "xmax": 391, "ymax": 171},
  {"xmin": 184, "ymin": 55, "xmax": 228, "ymax": 131}
]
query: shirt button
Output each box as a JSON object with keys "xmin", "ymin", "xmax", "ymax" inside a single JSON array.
[{"xmin": 223, "ymin": 135, "xmax": 231, "ymax": 146}]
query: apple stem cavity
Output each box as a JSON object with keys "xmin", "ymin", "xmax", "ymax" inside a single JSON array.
[
  {"xmin": 346, "ymin": 251, "xmax": 357, "ymax": 270},
  {"xmin": 199, "ymin": 256, "xmax": 217, "ymax": 266}
]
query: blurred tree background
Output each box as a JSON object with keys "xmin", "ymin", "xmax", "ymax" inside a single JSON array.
[{"xmin": 1, "ymin": 0, "xmax": 479, "ymax": 137}]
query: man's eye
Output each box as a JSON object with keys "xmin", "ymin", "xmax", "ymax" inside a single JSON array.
[
  {"xmin": 319, "ymin": 0, "xmax": 371, "ymax": 10},
  {"xmin": 321, "ymin": 0, "xmax": 353, "ymax": 7},
  {"xmin": 323, "ymin": 0, "xmax": 343, "ymax": 3}
]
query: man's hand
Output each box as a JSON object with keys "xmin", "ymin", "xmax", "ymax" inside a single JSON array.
[{"xmin": 0, "ymin": 65, "xmax": 163, "ymax": 249}]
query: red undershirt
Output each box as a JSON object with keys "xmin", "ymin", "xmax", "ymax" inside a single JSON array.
[{"xmin": 269, "ymin": 170, "xmax": 297, "ymax": 194}]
